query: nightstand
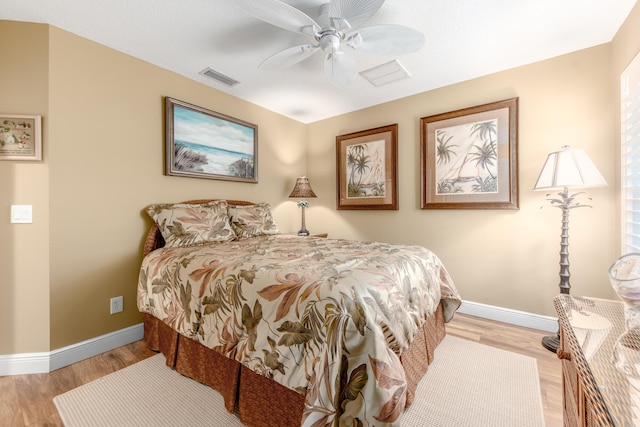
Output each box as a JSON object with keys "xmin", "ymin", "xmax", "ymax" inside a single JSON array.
[{"xmin": 554, "ymin": 295, "xmax": 640, "ymax": 426}]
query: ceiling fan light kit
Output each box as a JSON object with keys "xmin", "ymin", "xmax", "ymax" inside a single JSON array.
[
  {"xmin": 233, "ymin": 0, "xmax": 425, "ymax": 88},
  {"xmin": 320, "ymin": 32, "xmax": 341, "ymax": 54}
]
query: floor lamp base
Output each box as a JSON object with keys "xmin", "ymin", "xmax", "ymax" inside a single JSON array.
[{"xmin": 541, "ymin": 334, "xmax": 560, "ymax": 353}]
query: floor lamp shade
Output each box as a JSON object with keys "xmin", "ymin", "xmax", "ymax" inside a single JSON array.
[{"xmin": 534, "ymin": 146, "xmax": 607, "ymax": 190}]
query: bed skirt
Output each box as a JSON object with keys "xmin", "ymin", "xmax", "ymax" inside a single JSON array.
[{"xmin": 142, "ymin": 302, "xmax": 446, "ymax": 427}]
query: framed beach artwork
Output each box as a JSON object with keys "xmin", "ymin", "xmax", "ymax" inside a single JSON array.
[
  {"xmin": 336, "ymin": 124, "xmax": 398, "ymax": 210},
  {"xmin": 165, "ymin": 97, "xmax": 258, "ymax": 182},
  {"xmin": 420, "ymin": 98, "xmax": 519, "ymax": 209},
  {"xmin": 0, "ymin": 114, "xmax": 42, "ymax": 161}
]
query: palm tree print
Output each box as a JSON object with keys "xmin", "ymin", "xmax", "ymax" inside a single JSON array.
[
  {"xmin": 435, "ymin": 119, "xmax": 499, "ymax": 195},
  {"xmin": 347, "ymin": 144, "xmax": 366, "ymax": 185},
  {"xmin": 346, "ymin": 141, "xmax": 386, "ymax": 198},
  {"xmin": 436, "ymin": 132, "xmax": 457, "ymax": 165},
  {"xmin": 468, "ymin": 139, "xmax": 497, "ymax": 179}
]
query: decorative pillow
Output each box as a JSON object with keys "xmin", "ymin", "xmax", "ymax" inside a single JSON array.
[
  {"xmin": 228, "ymin": 203, "xmax": 280, "ymax": 238},
  {"xmin": 145, "ymin": 200, "xmax": 236, "ymax": 247}
]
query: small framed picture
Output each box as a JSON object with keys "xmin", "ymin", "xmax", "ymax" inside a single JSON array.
[
  {"xmin": 336, "ymin": 124, "xmax": 398, "ymax": 210},
  {"xmin": 165, "ymin": 97, "xmax": 258, "ymax": 182},
  {"xmin": 0, "ymin": 114, "xmax": 42, "ymax": 161},
  {"xmin": 420, "ymin": 98, "xmax": 519, "ymax": 209}
]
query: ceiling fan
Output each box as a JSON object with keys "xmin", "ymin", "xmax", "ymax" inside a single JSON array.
[{"xmin": 233, "ymin": 0, "xmax": 425, "ymax": 88}]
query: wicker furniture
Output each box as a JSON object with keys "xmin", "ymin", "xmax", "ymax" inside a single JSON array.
[{"xmin": 554, "ymin": 295, "xmax": 640, "ymax": 426}]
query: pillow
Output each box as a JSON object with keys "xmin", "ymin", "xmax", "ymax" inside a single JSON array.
[
  {"xmin": 227, "ymin": 203, "xmax": 280, "ymax": 238},
  {"xmin": 145, "ymin": 200, "xmax": 236, "ymax": 247}
]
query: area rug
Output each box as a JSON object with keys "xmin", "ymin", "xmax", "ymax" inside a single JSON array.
[{"xmin": 54, "ymin": 336, "xmax": 544, "ymax": 426}]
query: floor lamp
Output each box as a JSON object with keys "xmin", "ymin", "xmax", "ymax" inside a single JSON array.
[
  {"xmin": 534, "ymin": 146, "xmax": 607, "ymax": 353},
  {"xmin": 289, "ymin": 176, "xmax": 317, "ymax": 236}
]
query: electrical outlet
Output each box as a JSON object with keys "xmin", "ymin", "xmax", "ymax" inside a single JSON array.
[{"xmin": 110, "ymin": 296, "xmax": 123, "ymax": 314}]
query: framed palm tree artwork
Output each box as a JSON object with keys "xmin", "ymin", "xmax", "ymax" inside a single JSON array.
[
  {"xmin": 336, "ymin": 124, "xmax": 398, "ymax": 210},
  {"xmin": 420, "ymin": 98, "xmax": 519, "ymax": 209}
]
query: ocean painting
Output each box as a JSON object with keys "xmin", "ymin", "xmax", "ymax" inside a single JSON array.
[{"xmin": 169, "ymin": 102, "xmax": 257, "ymax": 181}]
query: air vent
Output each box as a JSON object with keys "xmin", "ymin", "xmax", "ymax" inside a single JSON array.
[
  {"xmin": 360, "ymin": 60, "xmax": 410, "ymax": 87},
  {"xmin": 200, "ymin": 67, "xmax": 239, "ymax": 87}
]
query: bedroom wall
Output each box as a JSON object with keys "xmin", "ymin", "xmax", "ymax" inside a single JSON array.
[
  {"xmin": 613, "ymin": 0, "xmax": 640, "ymax": 82},
  {"xmin": 306, "ymin": 44, "xmax": 618, "ymax": 318},
  {"xmin": 0, "ymin": 21, "xmax": 51, "ymax": 355},
  {"xmin": 45, "ymin": 27, "xmax": 307, "ymax": 350},
  {"xmin": 3, "ymin": 1, "xmax": 639, "ymax": 355},
  {"xmin": 1, "ymin": 20, "xmax": 307, "ymax": 354}
]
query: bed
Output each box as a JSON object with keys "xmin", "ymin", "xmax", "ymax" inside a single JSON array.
[{"xmin": 137, "ymin": 199, "xmax": 461, "ymax": 427}]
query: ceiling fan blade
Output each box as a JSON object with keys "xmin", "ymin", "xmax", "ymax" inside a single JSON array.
[
  {"xmin": 328, "ymin": 0, "xmax": 385, "ymax": 31},
  {"xmin": 350, "ymin": 24, "xmax": 425, "ymax": 55},
  {"xmin": 259, "ymin": 44, "xmax": 319, "ymax": 70},
  {"xmin": 234, "ymin": 0, "xmax": 321, "ymax": 36},
  {"xmin": 324, "ymin": 52, "xmax": 357, "ymax": 89}
]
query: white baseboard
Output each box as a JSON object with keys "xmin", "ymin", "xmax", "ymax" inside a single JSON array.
[
  {"xmin": 0, "ymin": 323, "xmax": 143, "ymax": 376},
  {"xmin": 49, "ymin": 323, "xmax": 144, "ymax": 372},
  {"xmin": 457, "ymin": 300, "xmax": 558, "ymax": 333},
  {"xmin": 0, "ymin": 351, "xmax": 51, "ymax": 377},
  {"xmin": 0, "ymin": 301, "xmax": 557, "ymax": 376}
]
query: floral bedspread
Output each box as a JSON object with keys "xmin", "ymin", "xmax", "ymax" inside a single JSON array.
[{"xmin": 137, "ymin": 235, "xmax": 461, "ymax": 427}]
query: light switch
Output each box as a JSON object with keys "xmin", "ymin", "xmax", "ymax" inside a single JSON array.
[{"xmin": 11, "ymin": 205, "xmax": 33, "ymax": 224}]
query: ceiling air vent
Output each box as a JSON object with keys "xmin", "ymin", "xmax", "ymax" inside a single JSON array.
[
  {"xmin": 200, "ymin": 67, "xmax": 239, "ymax": 87},
  {"xmin": 360, "ymin": 60, "xmax": 411, "ymax": 87}
]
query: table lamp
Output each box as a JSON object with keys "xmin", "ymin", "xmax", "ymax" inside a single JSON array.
[
  {"xmin": 534, "ymin": 145, "xmax": 607, "ymax": 352},
  {"xmin": 289, "ymin": 176, "xmax": 317, "ymax": 236}
]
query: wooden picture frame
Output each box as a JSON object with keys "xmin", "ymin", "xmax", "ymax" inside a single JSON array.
[
  {"xmin": 336, "ymin": 124, "xmax": 398, "ymax": 210},
  {"xmin": 165, "ymin": 97, "xmax": 258, "ymax": 182},
  {"xmin": 0, "ymin": 114, "xmax": 42, "ymax": 161},
  {"xmin": 420, "ymin": 98, "xmax": 518, "ymax": 209}
]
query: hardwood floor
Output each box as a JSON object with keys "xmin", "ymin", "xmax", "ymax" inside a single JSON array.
[{"xmin": 0, "ymin": 313, "xmax": 562, "ymax": 427}]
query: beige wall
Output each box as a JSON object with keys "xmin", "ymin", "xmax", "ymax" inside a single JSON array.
[
  {"xmin": 613, "ymin": 1, "xmax": 640, "ymax": 79},
  {"xmin": 2, "ymin": 2, "xmax": 639, "ymax": 354},
  {"xmin": 0, "ymin": 21, "xmax": 307, "ymax": 353},
  {"xmin": 306, "ymin": 44, "xmax": 618, "ymax": 317},
  {"xmin": 0, "ymin": 22, "xmax": 50, "ymax": 354}
]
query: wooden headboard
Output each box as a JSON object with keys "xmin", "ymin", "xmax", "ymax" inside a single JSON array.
[{"xmin": 142, "ymin": 199, "xmax": 255, "ymax": 257}]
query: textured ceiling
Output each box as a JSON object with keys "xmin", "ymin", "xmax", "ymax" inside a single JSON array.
[{"xmin": 1, "ymin": 0, "xmax": 637, "ymax": 123}]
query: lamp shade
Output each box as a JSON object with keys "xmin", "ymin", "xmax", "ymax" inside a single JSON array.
[
  {"xmin": 534, "ymin": 146, "xmax": 607, "ymax": 190},
  {"xmin": 289, "ymin": 176, "xmax": 317, "ymax": 198}
]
